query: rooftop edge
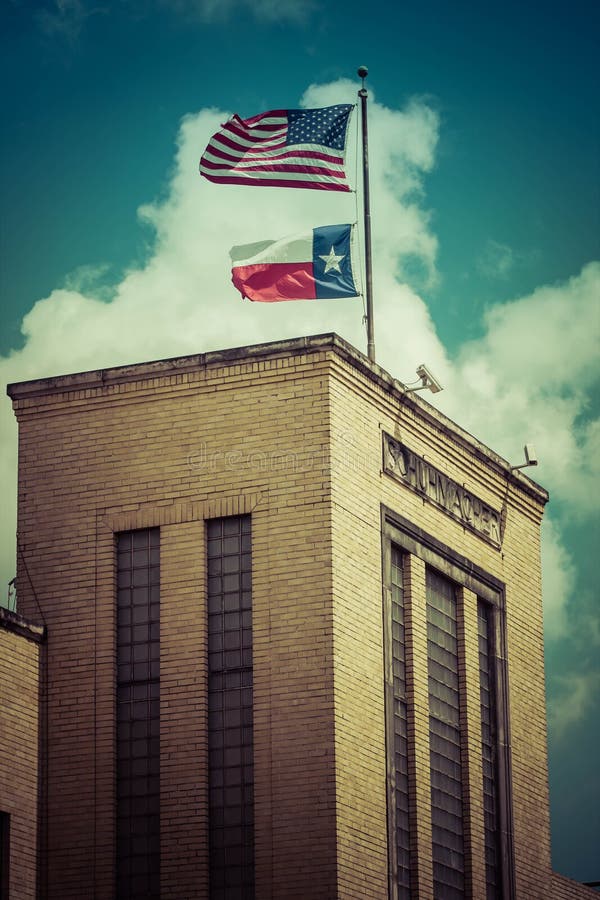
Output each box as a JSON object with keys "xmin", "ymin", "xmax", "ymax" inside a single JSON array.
[
  {"xmin": 5, "ymin": 332, "xmax": 549, "ymax": 506},
  {"xmin": 0, "ymin": 606, "xmax": 46, "ymax": 643}
]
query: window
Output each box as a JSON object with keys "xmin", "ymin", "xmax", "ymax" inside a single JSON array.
[
  {"xmin": 0, "ymin": 812, "xmax": 9, "ymax": 900},
  {"xmin": 384, "ymin": 547, "xmax": 411, "ymax": 898},
  {"xmin": 426, "ymin": 568, "xmax": 465, "ymax": 899},
  {"xmin": 207, "ymin": 515, "xmax": 254, "ymax": 900},
  {"xmin": 478, "ymin": 600, "xmax": 502, "ymax": 899},
  {"xmin": 116, "ymin": 528, "xmax": 160, "ymax": 900},
  {"xmin": 383, "ymin": 508, "xmax": 514, "ymax": 900}
]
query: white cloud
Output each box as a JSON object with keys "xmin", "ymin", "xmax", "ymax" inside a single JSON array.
[
  {"xmin": 438, "ymin": 261, "xmax": 600, "ymax": 518},
  {"xmin": 541, "ymin": 517, "xmax": 575, "ymax": 642}
]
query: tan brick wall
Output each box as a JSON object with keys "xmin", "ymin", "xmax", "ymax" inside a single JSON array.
[
  {"xmin": 8, "ymin": 336, "xmax": 558, "ymax": 898},
  {"xmin": 12, "ymin": 348, "xmax": 337, "ymax": 898},
  {"xmin": 329, "ymin": 369, "xmax": 388, "ymax": 898},
  {"xmin": 0, "ymin": 612, "xmax": 43, "ymax": 900},
  {"xmin": 326, "ymin": 349, "xmax": 552, "ymax": 898}
]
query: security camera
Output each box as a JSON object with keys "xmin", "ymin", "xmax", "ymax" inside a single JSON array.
[
  {"xmin": 511, "ymin": 443, "xmax": 539, "ymax": 471},
  {"xmin": 416, "ymin": 364, "xmax": 443, "ymax": 394}
]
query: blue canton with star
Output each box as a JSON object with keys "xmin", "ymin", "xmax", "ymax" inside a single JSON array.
[
  {"xmin": 311, "ymin": 224, "xmax": 357, "ymax": 300},
  {"xmin": 287, "ymin": 105, "xmax": 353, "ymax": 150}
]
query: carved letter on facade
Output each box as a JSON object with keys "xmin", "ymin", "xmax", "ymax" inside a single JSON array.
[{"xmin": 382, "ymin": 433, "xmax": 501, "ymax": 549}]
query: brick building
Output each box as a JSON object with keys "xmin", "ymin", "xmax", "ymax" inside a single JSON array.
[
  {"xmin": 0, "ymin": 607, "xmax": 45, "ymax": 899},
  {"xmin": 5, "ymin": 332, "xmax": 595, "ymax": 898}
]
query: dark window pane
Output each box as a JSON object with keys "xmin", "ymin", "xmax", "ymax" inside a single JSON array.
[
  {"xmin": 118, "ymin": 570, "xmax": 131, "ymax": 588},
  {"xmin": 116, "ymin": 528, "xmax": 160, "ymax": 900},
  {"xmin": 427, "ymin": 568, "xmax": 464, "ymax": 899},
  {"xmin": 133, "ymin": 549, "xmax": 149, "ymax": 567},
  {"xmin": 208, "ymin": 516, "xmax": 254, "ymax": 899},
  {"xmin": 387, "ymin": 547, "xmax": 411, "ymax": 896},
  {"xmin": 132, "ymin": 587, "xmax": 148, "ymax": 606},
  {"xmin": 222, "ymin": 536, "xmax": 240, "ymax": 555},
  {"xmin": 132, "ymin": 606, "xmax": 147, "ymax": 625},
  {"xmin": 208, "ymin": 557, "xmax": 223, "ymax": 576},
  {"xmin": 478, "ymin": 600, "xmax": 502, "ymax": 899},
  {"xmin": 133, "ymin": 568, "xmax": 149, "ymax": 587}
]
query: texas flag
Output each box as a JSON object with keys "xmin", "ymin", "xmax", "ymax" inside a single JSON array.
[{"xmin": 229, "ymin": 223, "xmax": 359, "ymax": 303}]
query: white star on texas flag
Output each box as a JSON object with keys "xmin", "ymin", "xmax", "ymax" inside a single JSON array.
[{"xmin": 319, "ymin": 245, "xmax": 345, "ymax": 273}]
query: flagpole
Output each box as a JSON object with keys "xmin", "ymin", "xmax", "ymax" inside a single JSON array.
[{"xmin": 358, "ymin": 65, "xmax": 376, "ymax": 363}]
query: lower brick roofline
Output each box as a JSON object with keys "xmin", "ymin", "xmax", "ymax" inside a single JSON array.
[
  {"xmin": 0, "ymin": 606, "xmax": 46, "ymax": 643},
  {"xmin": 5, "ymin": 331, "xmax": 548, "ymax": 507}
]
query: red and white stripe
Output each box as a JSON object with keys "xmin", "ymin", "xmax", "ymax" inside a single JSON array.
[{"xmin": 199, "ymin": 110, "xmax": 351, "ymax": 192}]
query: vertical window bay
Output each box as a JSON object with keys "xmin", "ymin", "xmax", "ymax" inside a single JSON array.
[
  {"xmin": 116, "ymin": 527, "xmax": 160, "ymax": 900},
  {"xmin": 207, "ymin": 515, "xmax": 254, "ymax": 900},
  {"xmin": 478, "ymin": 600, "xmax": 502, "ymax": 899},
  {"xmin": 390, "ymin": 547, "xmax": 411, "ymax": 897},
  {"xmin": 426, "ymin": 568, "xmax": 465, "ymax": 900},
  {"xmin": 384, "ymin": 546, "xmax": 412, "ymax": 897}
]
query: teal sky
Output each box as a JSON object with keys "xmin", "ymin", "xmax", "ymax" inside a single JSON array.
[{"xmin": 1, "ymin": 0, "xmax": 599, "ymax": 884}]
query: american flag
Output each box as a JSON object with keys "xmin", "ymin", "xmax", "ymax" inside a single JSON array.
[{"xmin": 199, "ymin": 105, "xmax": 354, "ymax": 192}]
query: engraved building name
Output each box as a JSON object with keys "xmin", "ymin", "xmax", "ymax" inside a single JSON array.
[{"xmin": 383, "ymin": 433, "xmax": 501, "ymax": 547}]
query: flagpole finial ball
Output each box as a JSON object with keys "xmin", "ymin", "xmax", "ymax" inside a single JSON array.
[{"xmin": 357, "ymin": 66, "xmax": 368, "ymax": 79}]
